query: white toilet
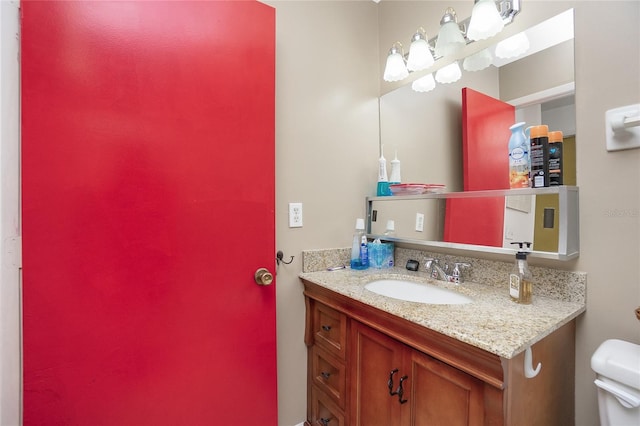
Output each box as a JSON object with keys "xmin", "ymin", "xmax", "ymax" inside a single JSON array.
[{"xmin": 591, "ymin": 339, "xmax": 640, "ymax": 426}]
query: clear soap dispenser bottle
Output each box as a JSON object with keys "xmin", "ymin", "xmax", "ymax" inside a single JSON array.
[
  {"xmin": 509, "ymin": 242, "xmax": 533, "ymax": 304},
  {"xmin": 350, "ymin": 218, "xmax": 369, "ymax": 270}
]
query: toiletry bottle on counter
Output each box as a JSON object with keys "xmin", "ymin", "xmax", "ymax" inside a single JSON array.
[
  {"xmin": 509, "ymin": 242, "xmax": 532, "ymax": 304},
  {"xmin": 377, "ymin": 146, "xmax": 392, "ymax": 196},
  {"xmin": 389, "ymin": 150, "xmax": 401, "ymax": 185},
  {"xmin": 548, "ymin": 131, "xmax": 563, "ymax": 186},
  {"xmin": 350, "ymin": 218, "xmax": 369, "ymax": 270},
  {"xmin": 530, "ymin": 125, "xmax": 550, "ymax": 188}
]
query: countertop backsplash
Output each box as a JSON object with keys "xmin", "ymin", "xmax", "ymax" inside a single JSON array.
[{"xmin": 302, "ymin": 247, "xmax": 586, "ymax": 305}]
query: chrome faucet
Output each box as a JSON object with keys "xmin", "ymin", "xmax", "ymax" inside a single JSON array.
[{"xmin": 424, "ymin": 258, "xmax": 471, "ymax": 284}]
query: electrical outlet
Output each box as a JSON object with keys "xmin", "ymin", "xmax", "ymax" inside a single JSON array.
[
  {"xmin": 415, "ymin": 213, "xmax": 424, "ymax": 232},
  {"xmin": 289, "ymin": 203, "xmax": 303, "ymax": 228}
]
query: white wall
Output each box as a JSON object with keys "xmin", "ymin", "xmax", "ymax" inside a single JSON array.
[{"xmin": 0, "ymin": 1, "xmax": 22, "ymax": 425}]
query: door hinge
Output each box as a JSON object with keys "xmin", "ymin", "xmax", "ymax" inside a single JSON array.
[{"xmin": 5, "ymin": 236, "xmax": 22, "ymax": 269}]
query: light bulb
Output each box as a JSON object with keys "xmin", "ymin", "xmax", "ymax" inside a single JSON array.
[
  {"xmin": 383, "ymin": 44, "xmax": 409, "ymax": 82},
  {"xmin": 407, "ymin": 29, "xmax": 434, "ymax": 71},
  {"xmin": 435, "ymin": 8, "xmax": 466, "ymax": 57},
  {"xmin": 495, "ymin": 32, "xmax": 530, "ymax": 59},
  {"xmin": 467, "ymin": 0, "xmax": 505, "ymax": 41},
  {"xmin": 463, "ymin": 48, "xmax": 493, "ymax": 72},
  {"xmin": 412, "ymin": 73, "xmax": 436, "ymax": 92},
  {"xmin": 435, "ymin": 61, "xmax": 462, "ymax": 84}
]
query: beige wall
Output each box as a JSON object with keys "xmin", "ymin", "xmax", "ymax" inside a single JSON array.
[
  {"xmin": 573, "ymin": 2, "xmax": 640, "ymax": 425},
  {"xmin": 270, "ymin": 1, "xmax": 640, "ymax": 425},
  {"xmin": 265, "ymin": 1, "xmax": 380, "ymax": 424}
]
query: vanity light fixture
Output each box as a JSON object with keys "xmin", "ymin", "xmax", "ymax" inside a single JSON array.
[
  {"xmin": 407, "ymin": 28, "xmax": 435, "ymax": 72},
  {"xmin": 463, "ymin": 47, "xmax": 493, "ymax": 71},
  {"xmin": 383, "ymin": 0, "xmax": 522, "ymax": 89},
  {"xmin": 467, "ymin": 0, "xmax": 505, "ymax": 41},
  {"xmin": 411, "ymin": 73, "xmax": 436, "ymax": 92},
  {"xmin": 495, "ymin": 31, "xmax": 530, "ymax": 59},
  {"xmin": 435, "ymin": 61, "xmax": 462, "ymax": 84},
  {"xmin": 434, "ymin": 8, "xmax": 466, "ymax": 58},
  {"xmin": 383, "ymin": 42, "xmax": 409, "ymax": 82}
]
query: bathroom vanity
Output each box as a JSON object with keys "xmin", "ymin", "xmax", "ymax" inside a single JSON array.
[{"xmin": 300, "ymin": 267, "xmax": 585, "ymax": 426}]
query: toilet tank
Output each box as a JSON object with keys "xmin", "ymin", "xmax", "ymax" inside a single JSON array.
[{"xmin": 591, "ymin": 339, "xmax": 640, "ymax": 426}]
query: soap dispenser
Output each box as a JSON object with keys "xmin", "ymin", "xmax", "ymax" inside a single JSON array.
[
  {"xmin": 509, "ymin": 242, "xmax": 533, "ymax": 304},
  {"xmin": 350, "ymin": 218, "xmax": 369, "ymax": 270}
]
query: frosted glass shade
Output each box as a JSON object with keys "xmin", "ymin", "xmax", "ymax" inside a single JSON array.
[
  {"xmin": 495, "ymin": 32, "xmax": 530, "ymax": 59},
  {"xmin": 383, "ymin": 49, "xmax": 409, "ymax": 82},
  {"xmin": 411, "ymin": 73, "xmax": 436, "ymax": 93},
  {"xmin": 435, "ymin": 61, "xmax": 461, "ymax": 84},
  {"xmin": 467, "ymin": 0, "xmax": 505, "ymax": 41},
  {"xmin": 435, "ymin": 21, "xmax": 465, "ymax": 57},
  {"xmin": 407, "ymin": 38, "xmax": 434, "ymax": 72},
  {"xmin": 463, "ymin": 48, "xmax": 493, "ymax": 72}
]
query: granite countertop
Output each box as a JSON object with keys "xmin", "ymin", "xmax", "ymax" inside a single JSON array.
[{"xmin": 299, "ymin": 267, "xmax": 586, "ymax": 359}]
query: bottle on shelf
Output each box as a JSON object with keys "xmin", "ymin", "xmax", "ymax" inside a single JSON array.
[
  {"xmin": 389, "ymin": 150, "xmax": 401, "ymax": 185},
  {"xmin": 508, "ymin": 122, "xmax": 531, "ymax": 188},
  {"xmin": 377, "ymin": 146, "xmax": 392, "ymax": 196},
  {"xmin": 530, "ymin": 125, "xmax": 550, "ymax": 188},
  {"xmin": 548, "ymin": 131, "xmax": 564, "ymax": 186}
]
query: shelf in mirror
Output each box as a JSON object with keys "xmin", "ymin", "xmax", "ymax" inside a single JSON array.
[{"xmin": 366, "ymin": 186, "xmax": 579, "ymax": 261}]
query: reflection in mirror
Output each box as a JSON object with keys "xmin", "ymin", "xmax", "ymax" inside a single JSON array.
[
  {"xmin": 379, "ymin": 9, "xmax": 575, "ymax": 191},
  {"xmin": 375, "ymin": 8, "xmax": 577, "ymax": 259},
  {"xmin": 368, "ymin": 187, "xmax": 579, "ymax": 260}
]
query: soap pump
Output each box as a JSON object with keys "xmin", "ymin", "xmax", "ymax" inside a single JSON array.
[{"xmin": 509, "ymin": 242, "xmax": 533, "ymax": 304}]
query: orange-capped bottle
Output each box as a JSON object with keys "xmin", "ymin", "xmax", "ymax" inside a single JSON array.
[{"xmin": 548, "ymin": 131, "xmax": 563, "ymax": 186}]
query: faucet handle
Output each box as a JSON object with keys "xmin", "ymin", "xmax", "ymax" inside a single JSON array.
[
  {"xmin": 450, "ymin": 262, "xmax": 471, "ymax": 284},
  {"xmin": 423, "ymin": 257, "xmax": 435, "ymax": 269}
]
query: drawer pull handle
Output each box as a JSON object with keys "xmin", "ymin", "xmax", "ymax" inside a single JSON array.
[
  {"xmin": 388, "ymin": 369, "xmax": 399, "ymax": 396},
  {"xmin": 319, "ymin": 417, "xmax": 332, "ymax": 426},
  {"xmin": 321, "ymin": 325, "xmax": 331, "ymax": 332},
  {"xmin": 397, "ymin": 375, "xmax": 409, "ymax": 404},
  {"xmin": 321, "ymin": 371, "xmax": 331, "ymax": 380}
]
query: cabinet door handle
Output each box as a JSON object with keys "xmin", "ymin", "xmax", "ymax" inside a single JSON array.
[
  {"xmin": 396, "ymin": 375, "xmax": 408, "ymax": 404},
  {"xmin": 321, "ymin": 325, "xmax": 331, "ymax": 332},
  {"xmin": 388, "ymin": 369, "xmax": 399, "ymax": 396},
  {"xmin": 319, "ymin": 417, "xmax": 332, "ymax": 426},
  {"xmin": 321, "ymin": 371, "xmax": 331, "ymax": 380}
]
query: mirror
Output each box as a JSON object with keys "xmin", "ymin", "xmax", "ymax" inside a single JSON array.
[
  {"xmin": 368, "ymin": 187, "xmax": 579, "ymax": 260},
  {"xmin": 375, "ymin": 8, "xmax": 578, "ymax": 259}
]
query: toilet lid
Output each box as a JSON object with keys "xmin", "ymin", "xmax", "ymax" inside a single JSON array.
[{"xmin": 591, "ymin": 339, "xmax": 640, "ymax": 390}]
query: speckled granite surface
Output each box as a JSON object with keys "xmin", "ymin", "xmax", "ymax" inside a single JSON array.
[{"xmin": 301, "ymin": 248, "xmax": 586, "ymax": 359}]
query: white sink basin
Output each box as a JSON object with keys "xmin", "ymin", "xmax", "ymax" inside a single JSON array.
[{"xmin": 365, "ymin": 279, "xmax": 473, "ymax": 305}]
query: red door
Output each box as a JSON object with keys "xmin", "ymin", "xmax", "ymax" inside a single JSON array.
[
  {"xmin": 444, "ymin": 88, "xmax": 514, "ymax": 247},
  {"xmin": 21, "ymin": 2, "xmax": 277, "ymax": 424}
]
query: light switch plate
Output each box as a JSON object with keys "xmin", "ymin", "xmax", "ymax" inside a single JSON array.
[
  {"xmin": 415, "ymin": 213, "xmax": 424, "ymax": 232},
  {"xmin": 605, "ymin": 104, "xmax": 640, "ymax": 152},
  {"xmin": 288, "ymin": 203, "xmax": 303, "ymax": 228}
]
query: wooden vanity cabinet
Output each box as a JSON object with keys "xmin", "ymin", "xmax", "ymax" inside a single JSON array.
[
  {"xmin": 303, "ymin": 280, "xmax": 576, "ymax": 426},
  {"xmin": 351, "ymin": 321, "xmax": 486, "ymax": 426}
]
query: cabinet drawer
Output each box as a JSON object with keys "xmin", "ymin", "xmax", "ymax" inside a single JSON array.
[
  {"xmin": 313, "ymin": 302, "xmax": 346, "ymax": 359},
  {"xmin": 311, "ymin": 346, "xmax": 346, "ymax": 408},
  {"xmin": 310, "ymin": 386, "xmax": 345, "ymax": 426}
]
